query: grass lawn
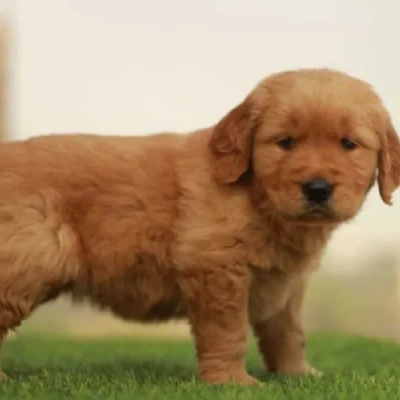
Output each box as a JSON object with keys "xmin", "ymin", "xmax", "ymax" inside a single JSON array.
[{"xmin": 0, "ymin": 333, "xmax": 399, "ymax": 399}]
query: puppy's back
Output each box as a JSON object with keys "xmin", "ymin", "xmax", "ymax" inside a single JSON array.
[{"xmin": 0, "ymin": 132, "xmax": 187, "ymax": 324}]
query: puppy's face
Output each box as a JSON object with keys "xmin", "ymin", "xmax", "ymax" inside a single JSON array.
[{"xmin": 209, "ymin": 69, "xmax": 400, "ymax": 225}]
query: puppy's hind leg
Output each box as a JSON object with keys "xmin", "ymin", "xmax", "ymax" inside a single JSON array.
[
  {"xmin": 0, "ymin": 201, "xmax": 81, "ymax": 379},
  {"xmin": 0, "ymin": 296, "xmax": 32, "ymax": 381},
  {"xmin": 0, "ymin": 332, "xmax": 8, "ymax": 381}
]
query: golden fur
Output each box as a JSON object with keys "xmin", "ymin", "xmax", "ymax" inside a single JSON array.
[{"xmin": 0, "ymin": 68, "xmax": 398, "ymax": 384}]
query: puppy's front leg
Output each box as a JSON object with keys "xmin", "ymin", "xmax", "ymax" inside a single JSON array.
[
  {"xmin": 179, "ymin": 266, "xmax": 257, "ymax": 385},
  {"xmin": 252, "ymin": 279, "xmax": 321, "ymax": 377}
]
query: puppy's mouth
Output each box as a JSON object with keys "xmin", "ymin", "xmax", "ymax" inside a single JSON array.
[
  {"xmin": 295, "ymin": 204, "xmax": 338, "ymax": 224},
  {"xmin": 307, "ymin": 204, "xmax": 330, "ymax": 215}
]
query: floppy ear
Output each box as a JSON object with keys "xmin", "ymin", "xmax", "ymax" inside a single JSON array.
[
  {"xmin": 208, "ymin": 98, "xmax": 258, "ymax": 184},
  {"xmin": 378, "ymin": 121, "xmax": 400, "ymax": 205}
]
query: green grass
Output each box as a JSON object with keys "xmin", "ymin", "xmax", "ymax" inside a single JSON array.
[{"xmin": 0, "ymin": 333, "xmax": 400, "ymax": 399}]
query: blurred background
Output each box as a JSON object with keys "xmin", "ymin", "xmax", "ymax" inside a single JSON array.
[{"xmin": 0, "ymin": 0, "xmax": 399, "ymax": 341}]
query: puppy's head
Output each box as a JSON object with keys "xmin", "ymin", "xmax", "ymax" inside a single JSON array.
[{"xmin": 209, "ymin": 68, "xmax": 400, "ymax": 225}]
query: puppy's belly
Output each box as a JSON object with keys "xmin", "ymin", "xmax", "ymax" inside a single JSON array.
[
  {"xmin": 72, "ymin": 265, "xmax": 188, "ymax": 323},
  {"xmin": 105, "ymin": 291, "xmax": 188, "ymax": 322},
  {"xmin": 249, "ymin": 269, "xmax": 295, "ymax": 323}
]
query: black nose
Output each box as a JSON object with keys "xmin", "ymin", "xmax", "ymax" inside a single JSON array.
[{"xmin": 302, "ymin": 179, "xmax": 334, "ymax": 204}]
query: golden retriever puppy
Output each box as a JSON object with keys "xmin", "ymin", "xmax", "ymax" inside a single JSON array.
[{"xmin": 0, "ymin": 68, "xmax": 398, "ymax": 384}]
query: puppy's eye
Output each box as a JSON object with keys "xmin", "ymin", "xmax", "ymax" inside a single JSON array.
[
  {"xmin": 340, "ymin": 137, "xmax": 357, "ymax": 151},
  {"xmin": 276, "ymin": 136, "xmax": 295, "ymax": 150}
]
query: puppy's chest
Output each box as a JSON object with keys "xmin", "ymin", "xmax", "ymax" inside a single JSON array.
[
  {"xmin": 249, "ymin": 269, "xmax": 297, "ymax": 322},
  {"xmin": 246, "ymin": 227, "xmax": 328, "ymax": 322},
  {"xmin": 247, "ymin": 225, "xmax": 328, "ymax": 272}
]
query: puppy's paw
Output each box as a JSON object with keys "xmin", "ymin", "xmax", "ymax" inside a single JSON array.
[
  {"xmin": 234, "ymin": 372, "xmax": 263, "ymax": 386},
  {"xmin": 202, "ymin": 370, "xmax": 262, "ymax": 386}
]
